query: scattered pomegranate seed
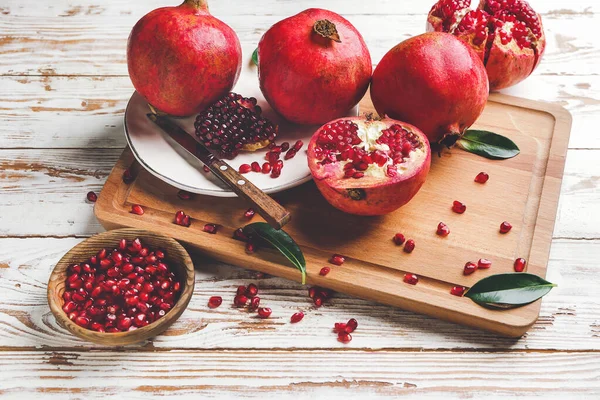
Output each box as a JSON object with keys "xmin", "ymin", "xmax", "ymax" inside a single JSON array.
[
  {"xmin": 313, "ymin": 296, "xmax": 323, "ymax": 308},
  {"xmin": 86, "ymin": 191, "xmax": 98, "ymax": 203},
  {"xmin": 477, "ymin": 258, "xmax": 492, "ymax": 269},
  {"xmin": 122, "ymin": 169, "xmax": 134, "ymax": 184},
  {"xmin": 436, "ymin": 222, "xmax": 450, "ymax": 236},
  {"xmin": 319, "ymin": 267, "xmax": 331, "ymax": 276},
  {"xmin": 463, "ymin": 262, "xmax": 477, "ymax": 275},
  {"xmin": 236, "ymin": 285, "xmax": 247, "ymax": 296},
  {"xmin": 245, "ymin": 242, "xmax": 256, "ymax": 254},
  {"xmin": 257, "ymin": 307, "xmax": 272, "ymax": 319},
  {"xmin": 330, "ymin": 254, "xmax": 345, "ymax": 266},
  {"xmin": 500, "ymin": 221, "xmax": 512, "ymax": 234},
  {"xmin": 246, "ymin": 296, "xmax": 259, "ymax": 311},
  {"xmin": 338, "ymin": 331, "xmax": 352, "ymax": 344},
  {"xmin": 271, "ymin": 164, "xmax": 282, "ymax": 178},
  {"xmin": 345, "ymin": 318, "xmax": 358, "ymax": 333},
  {"xmin": 131, "ymin": 204, "xmax": 144, "ymax": 215},
  {"xmin": 203, "ymin": 223, "xmax": 218, "ymax": 234},
  {"xmin": 393, "ymin": 233, "xmax": 406, "ymax": 245},
  {"xmin": 174, "ymin": 210, "xmax": 192, "ymax": 227},
  {"xmin": 450, "ymin": 286, "xmax": 466, "ymax": 297},
  {"xmin": 452, "ymin": 201, "xmax": 467, "ymax": 214},
  {"xmin": 290, "ymin": 312, "xmax": 304, "ymax": 323},
  {"xmin": 333, "ymin": 322, "xmax": 347, "ymax": 333},
  {"xmin": 514, "ymin": 258, "xmax": 527, "ymax": 272},
  {"xmin": 244, "ymin": 208, "xmax": 256, "ymax": 219},
  {"xmin": 177, "ymin": 190, "xmax": 193, "ymax": 200},
  {"xmin": 233, "ymin": 228, "xmax": 248, "ymax": 241},
  {"xmin": 251, "ymin": 161, "xmax": 261, "ymax": 172},
  {"xmin": 239, "ymin": 164, "xmax": 252, "ymax": 174},
  {"xmin": 475, "ymin": 172, "xmax": 489, "ymax": 184},
  {"xmin": 208, "ymin": 296, "xmax": 223, "ymax": 308},
  {"xmin": 261, "ymin": 162, "xmax": 272, "ymax": 174},
  {"xmin": 203, "ymin": 165, "xmax": 210, "ymax": 173},
  {"xmin": 403, "ymin": 239, "xmax": 415, "ymax": 253},
  {"xmin": 403, "ymin": 274, "xmax": 419, "ymax": 285},
  {"xmin": 233, "ymin": 294, "xmax": 248, "ymax": 307},
  {"xmin": 284, "ymin": 149, "xmax": 297, "ymax": 160},
  {"xmin": 308, "ymin": 287, "xmax": 316, "ymax": 299},
  {"xmin": 246, "ymin": 283, "xmax": 259, "ymax": 297},
  {"xmin": 280, "ymin": 142, "xmax": 290, "ymax": 152},
  {"xmin": 292, "ymin": 140, "xmax": 303, "ymax": 152}
]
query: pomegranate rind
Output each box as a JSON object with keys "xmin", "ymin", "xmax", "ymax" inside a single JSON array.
[{"xmin": 307, "ymin": 117, "xmax": 431, "ymax": 216}]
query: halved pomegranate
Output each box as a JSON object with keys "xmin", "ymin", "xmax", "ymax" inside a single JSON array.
[
  {"xmin": 427, "ymin": 0, "xmax": 545, "ymax": 90},
  {"xmin": 307, "ymin": 116, "xmax": 431, "ymax": 216}
]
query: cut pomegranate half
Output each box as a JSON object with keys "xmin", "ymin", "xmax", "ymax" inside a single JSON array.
[
  {"xmin": 307, "ymin": 116, "xmax": 431, "ymax": 216},
  {"xmin": 194, "ymin": 92, "xmax": 278, "ymax": 158},
  {"xmin": 427, "ymin": 0, "xmax": 546, "ymax": 90}
]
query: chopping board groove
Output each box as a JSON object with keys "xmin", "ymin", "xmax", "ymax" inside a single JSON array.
[{"xmin": 95, "ymin": 93, "xmax": 572, "ymax": 337}]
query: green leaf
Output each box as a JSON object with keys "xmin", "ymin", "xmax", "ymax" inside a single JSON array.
[
  {"xmin": 251, "ymin": 48, "xmax": 259, "ymax": 66},
  {"xmin": 457, "ymin": 130, "xmax": 520, "ymax": 160},
  {"xmin": 243, "ymin": 222, "xmax": 306, "ymax": 284},
  {"xmin": 465, "ymin": 273, "xmax": 556, "ymax": 310}
]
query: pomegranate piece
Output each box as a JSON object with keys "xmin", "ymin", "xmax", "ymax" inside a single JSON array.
[
  {"xmin": 257, "ymin": 307, "xmax": 272, "ymax": 319},
  {"xmin": 450, "ymin": 286, "xmax": 466, "ymax": 297},
  {"xmin": 329, "ymin": 254, "xmax": 345, "ymax": 266},
  {"xmin": 128, "ymin": 0, "xmax": 242, "ymax": 117},
  {"xmin": 478, "ymin": 258, "xmax": 492, "ymax": 269},
  {"xmin": 403, "ymin": 274, "xmax": 419, "ymax": 285},
  {"xmin": 203, "ymin": 223, "xmax": 218, "ymax": 234},
  {"xmin": 427, "ymin": 0, "xmax": 546, "ymax": 90},
  {"xmin": 308, "ymin": 116, "xmax": 431, "ymax": 215},
  {"xmin": 514, "ymin": 258, "xmax": 527, "ymax": 272},
  {"xmin": 500, "ymin": 221, "xmax": 512, "ymax": 234},
  {"xmin": 475, "ymin": 172, "xmax": 490, "ymax": 184},
  {"xmin": 319, "ymin": 267, "xmax": 331, "ymax": 276},
  {"xmin": 258, "ymin": 9, "xmax": 372, "ymax": 125},
  {"xmin": 403, "ymin": 240, "xmax": 416, "ymax": 253},
  {"xmin": 452, "ymin": 201, "xmax": 467, "ymax": 214},
  {"xmin": 338, "ymin": 331, "xmax": 352, "ymax": 344},
  {"xmin": 436, "ymin": 222, "xmax": 450, "ymax": 237},
  {"xmin": 177, "ymin": 190, "xmax": 194, "ymax": 200},
  {"xmin": 86, "ymin": 191, "xmax": 98, "ymax": 203},
  {"xmin": 290, "ymin": 312, "xmax": 304, "ymax": 323},
  {"xmin": 246, "ymin": 283, "xmax": 259, "ymax": 297},
  {"xmin": 239, "ymin": 164, "xmax": 252, "ymax": 174},
  {"xmin": 464, "ymin": 262, "xmax": 477, "ymax": 275},
  {"xmin": 393, "ymin": 233, "xmax": 406, "ymax": 245},
  {"xmin": 244, "ymin": 208, "xmax": 256, "ymax": 219},
  {"xmin": 130, "ymin": 204, "xmax": 144, "ymax": 215},
  {"xmin": 195, "ymin": 93, "xmax": 278, "ymax": 158},
  {"xmin": 208, "ymin": 296, "xmax": 223, "ymax": 308},
  {"xmin": 371, "ymin": 32, "xmax": 488, "ymax": 147},
  {"xmin": 345, "ymin": 318, "xmax": 358, "ymax": 333}
]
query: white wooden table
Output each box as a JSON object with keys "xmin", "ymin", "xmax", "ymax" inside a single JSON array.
[{"xmin": 1, "ymin": 0, "xmax": 599, "ymax": 398}]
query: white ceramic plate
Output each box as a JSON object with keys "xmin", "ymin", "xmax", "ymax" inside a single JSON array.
[{"xmin": 124, "ymin": 61, "xmax": 358, "ymax": 197}]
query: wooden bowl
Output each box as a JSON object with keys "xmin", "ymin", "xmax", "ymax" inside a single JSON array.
[{"xmin": 47, "ymin": 228, "xmax": 195, "ymax": 345}]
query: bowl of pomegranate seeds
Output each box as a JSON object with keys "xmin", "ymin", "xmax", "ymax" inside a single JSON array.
[{"xmin": 47, "ymin": 228, "xmax": 195, "ymax": 345}]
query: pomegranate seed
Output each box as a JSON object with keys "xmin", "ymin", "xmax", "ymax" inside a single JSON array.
[
  {"xmin": 236, "ymin": 285, "xmax": 247, "ymax": 296},
  {"xmin": 464, "ymin": 262, "xmax": 477, "ymax": 275},
  {"xmin": 333, "ymin": 323, "xmax": 347, "ymax": 333},
  {"xmin": 75, "ymin": 316, "xmax": 90, "ymax": 327},
  {"xmin": 500, "ymin": 221, "xmax": 512, "ymax": 234},
  {"xmin": 345, "ymin": 318, "xmax": 358, "ymax": 333},
  {"xmin": 203, "ymin": 165, "xmax": 210, "ymax": 173},
  {"xmin": 393, "ymin": 233, "xmax": 406, "ymax": 245},
  {"xmin": 475, "ymin": 172, "xmax": 489, "ymax": 183},
  {"xmin": 284, "ymin": 149, "xmax": 297, "ymax": 160},
  {"xmin": 403, "ymin": 239, "xmax": 415, "ymax": 253},
  {"xmin": 233, "ymin": 294, "xmax": 248, "ymax": 307},
  {"xmin": 403, "ymin": 274, "xmax": 419, "ymax": 285},
  {"xmin": 239, "ymin": 164, "xmax": 252, "ymax": 174},
  {"xmin": 131, "ymin": 204, "xmax": 144, "ymax": 215},
  {"xmin": 271, "ymin": 164, "xmax": 282, "ymax": 178},
  {"xmin": 208, "ymin": 296, "xmax": 222, "ymax": 308},
  {"xmin": 290, "ymin": 312, "xmax": 304, "ymax": 323},
  {"xmin": 308, "ymin": 287, "xmax": 316, "ymax": 299},
  {"xmin": 244, "ymin": 208, "xmax": 256, "ymax": 219},
  {"xmin": 251, "ymin": 162, "xmax": 261, "ymax": 172},
  {"xmin": 117, "ymin": 317, "xmax": 132, "ymax": 331},
  {"xmin": 86, "ymin": 191, "xmax": 98, "ymax": 203},
  {"xmin": 338, "ymin": 331, "xmax": 352, "ymax": 344},
  {"xmin": 97, "ymin": 248, "xmax": 107, "ymax": 260},
  {"xmin": 267, "ymin": 151, "xmax": 280, "ymax": 164},
  {"xmin": 280, "ymin": 142, "xmax": 290, "ymax": 151},
  {"xmin": 478, "ymin": 258, "xmax": 492, "ymax": 269},
  {"xmin": 319, "ymin": 267, "xmax": 330, "ymax": 276},
  {"xmin": 118, "ymin": 239, "xmax": 127, "ymax": 251},
  {"xmin": 452, "ymin": 201, "xmax": 466, "ymax": 214},
  {"xmin": 177, "ymin": 190, "xmax": 193, "ymax": 200},
  {"xmin": 330, "ymin": 254, "xmax": 345, "ymax": 266},
  {"xmin": 63, "ymin": 301, "xmax": 77, "ymax": 313},
  {"xmin": 257, "ymin": 307, "xmax": 272, "ymax": 319},
  {"xmin": 450, "ymin": 286, "xmax": 466, "ymax": 297},
  {"xmin": 203, "ymin": 223, "xmax": 218, "ymax": 234},
  {"xmin": 261, "ymin": 162, "xmax": 271, "ymax": 174},
  {"xmin": 246, "ymin": 283, "xmax": 259, "ymax": 297},
  {"xmin": 249, "ymin": 296, "xmax": 261, "ymax": 311},
  {"xmin": 313, "ymin": 296, "xmax": 323, "ymax": 308},
  {"xmin": 245, "ymin": 242, "xmax": 256, "ymax": 254},
  {"xmin": 131, "ymin": 238, "xmax": 142, "ymax": 252},
  {"xmin": 175, "ymin": 210, "xmax": 191, "ymax": 227},
  {"xmin": 436, "ymin": 222, "xmax": 450, "ymax": 236},
  {"xmin": 122, "ymin": 169, "xmax": 134, "ymax": 184},
  {"xmin": 292, "ymin": 140, "xmax": 303, "ymax": 152},
  {"xmin": 155, "ymin": 250, "xmax": 165, "ymax": 259},
  {"xmin": 233, "ymin": 228, "xmax": 248, "ymax": 241},
  {"xmin": 514, "ymin": 258, "xmax": 527, "ymax": 272}
]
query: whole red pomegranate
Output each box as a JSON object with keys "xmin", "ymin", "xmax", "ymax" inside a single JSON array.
[
  {"xmin": 370, "ymin": 32, "xmax": 488, "ymax": 147},
  {"xmin": 307, "ymin": 116, "xmax": 431, "ymax": 216},
  {"xmin": 258, "ymin": 9, "xmax": 372, "ymax": 125},
  {"xmin": 427, "ymin": 0, "xmax": 545, "ymax": 90},
  {"xmin": 127, "ymin": 0, "xmax": 242, "ymax": 116}
]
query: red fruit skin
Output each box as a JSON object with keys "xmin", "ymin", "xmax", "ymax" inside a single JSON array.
[
  {"xmin": 370, "ymin": 32, "xmax": 489, "ymax": 146},
  {"xmin": 307, "ymin": 117, "xmax": 431, "ymax": 216},
  {"xmin": 258, "ymin": 8, "xmax": 372, "ymax": 125},
  {"xmin": 127, "ymin": 0, "xmax": 242, "ymax": 116}
]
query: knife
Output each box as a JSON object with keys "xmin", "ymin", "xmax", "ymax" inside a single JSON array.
[{"xmin": 147, "ymin": 113, "xmax": 291, "ymax": 230}]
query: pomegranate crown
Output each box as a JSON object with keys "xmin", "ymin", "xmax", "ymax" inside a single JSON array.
[{"xmin": 313, "ymin": 19, "xmax": 341, "ymax": 43}]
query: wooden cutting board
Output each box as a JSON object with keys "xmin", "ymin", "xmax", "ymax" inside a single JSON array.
[{"xmin": 95, "ymin": 93, "xmax": 572, "ymax": 337}]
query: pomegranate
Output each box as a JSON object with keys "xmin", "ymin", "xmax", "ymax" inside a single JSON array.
[
  {"xmin": 307, "ymin": 116, "xmax": 431, "ymax": 216},
  {"xmin": 257, "ymin": 8, "xmax": 372, "ymax": 125},
  {"xmin": 427, "ymin": 0, "xmax": 545, "ymax": 90},
  {"xmin": 370, "ymin": 32, "xmax": 488, "ymax": 147},
  {"xmin": 127, "ymin": 0, "xmax": 242, "ymax": 116}
]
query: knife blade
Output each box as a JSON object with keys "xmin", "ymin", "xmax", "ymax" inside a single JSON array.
[{"xmin": 147, "ymin": 113, "xmax": 291, "ymax": 230}]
